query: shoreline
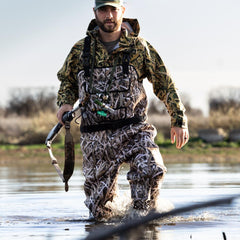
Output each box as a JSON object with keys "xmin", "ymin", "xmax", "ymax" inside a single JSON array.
[
  {"xmin": 163, "ymin": 152, "xmax": 240, "ymax": 164},
  {"xmin": 0, "ymin": 145, "xmax": 240, "ymax": 164}
]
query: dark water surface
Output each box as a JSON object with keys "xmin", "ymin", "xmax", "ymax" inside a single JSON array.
[{"xmin": 0, "ymin": 158, "xmax": 240, "ymax": 240}]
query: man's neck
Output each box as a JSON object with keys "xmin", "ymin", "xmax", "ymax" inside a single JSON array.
[{"xmin": 99, "ymin": 29, "xmax": 122, "ymax": 42}]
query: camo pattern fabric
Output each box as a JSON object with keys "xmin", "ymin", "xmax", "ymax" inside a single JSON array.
[
  {"xmin": 78, "ymin": 65, "xmax": 147, "ymax": 126},
  {"xmin": 57, "ymin": 18, "xmax": 187, "ymax": 128},
  {"xmin": 80, "ymin": 122, "xmax": 166, "ymax": 220}
]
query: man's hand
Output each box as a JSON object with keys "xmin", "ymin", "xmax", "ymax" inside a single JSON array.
[
  {"xmin": 57, "ymin": 104, "xmax": 73, "ymax": 125},
  {"xmin": 171, "ymin": 127, "xmax": 189, "ymax": 149}
]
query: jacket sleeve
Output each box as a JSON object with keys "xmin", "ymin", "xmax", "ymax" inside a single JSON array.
[
  {"xmin": 57, "ymin": 46, "xmax": 80, "ymax": 107},
  {"xmin": 144, "ymin": 41, "xmax": 188, "ymax": 128}
]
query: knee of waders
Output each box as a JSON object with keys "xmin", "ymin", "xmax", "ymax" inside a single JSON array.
[
  {"xmin": 127, "ymin": 171, "xmax": 140, "ymax": 182},
  {"xmin": 90, "ymin": 205, "xmax": 112, "ymax": 221},
  {"xmin": 127, "ymin": 165, "xmax": 165, "ymax": 182},
  {"xmin": 127, "ymin": 168, "xmax": 152, "ymax": 182},
  {"xmin": 133, "ymin": 199, "xmax": 150, "ymax": 211},
  {"xmin": 150, "ymin": 164, "xmax": 166, "ymax": 180}
]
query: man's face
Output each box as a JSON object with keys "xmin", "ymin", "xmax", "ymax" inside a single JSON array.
[{"xmin": 94, "ymin": 5, "xmax": 125, "ymax": 33}]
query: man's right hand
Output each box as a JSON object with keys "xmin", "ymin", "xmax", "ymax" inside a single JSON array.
[{"xmin": 57, "ymin": 104, "xmax": 73, "ymax": 125}]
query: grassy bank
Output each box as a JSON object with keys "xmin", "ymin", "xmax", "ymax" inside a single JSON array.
[
  {"xmin": 1, "ymin": 137, "xmax": 240, "ymax": 164},
  {"xmin": 1, "ymin": 109, "xmax": 240, "ymax": 164}
]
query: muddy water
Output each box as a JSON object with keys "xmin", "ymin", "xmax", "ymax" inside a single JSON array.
[{"xmin": 0, "ymin": 159, "xmax": 240, "ymax": 240}]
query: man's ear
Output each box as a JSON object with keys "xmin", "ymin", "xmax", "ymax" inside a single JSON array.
[
  {"xmin": 121, "ymin": 6, "xmax": 126, "ymax": 15},
  {"xmin": 93, "ymin": 7, "xmax": 97, "ymax": 18}
]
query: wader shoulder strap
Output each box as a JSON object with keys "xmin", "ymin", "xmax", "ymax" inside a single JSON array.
[
  {"xmin": 83, "ymin": 35, "xmax": 130, "ymax": 77},
  {"xmin": 122, "ymin": 52, "xmax": 130, "ymax": 76},
  {"xmin": 83, "ymin": 36, "xmax": 91, "ymax": 77}
]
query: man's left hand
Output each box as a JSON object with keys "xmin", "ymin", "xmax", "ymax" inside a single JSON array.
[{"xmin": 171, "ymin": 127, "xmax": 189, "ymax": 149}]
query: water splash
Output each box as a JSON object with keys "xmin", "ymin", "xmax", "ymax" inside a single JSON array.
[
  {"xmin": 105, "ymin": 192, "xmax": 175, "ymax": 221},
  {"xmin": 105, "ymin": 193, "xmax": 216, "ymax": 225},
  {"xmin": 156, "ymin": 212, "xmax": 216, "ymax": 225}
]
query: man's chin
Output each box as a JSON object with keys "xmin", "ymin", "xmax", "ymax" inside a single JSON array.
[{"xmin": 101, "ymin": 26, "xmax": 115, "ymax": 33}]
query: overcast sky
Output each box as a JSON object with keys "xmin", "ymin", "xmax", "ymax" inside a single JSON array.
[{"xmin": 1, "ymin": 0, "xmax": 240, "ymax": 115}]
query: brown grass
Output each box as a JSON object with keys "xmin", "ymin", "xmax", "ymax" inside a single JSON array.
[
  {"xmin": 147, "ymin": 113, "xmax": 210, "ymax": 138},
  {"xmin": 0, "ymin": 116, "xmax": 32, "ymax": 144},
  {"xmin": 0, "ymin": 110, "xmax": 81, "ymax": 145},
  {"xmin": 0, "ymin": 108, "xmax": 239, "ymax": 145},
  {"xmin": 209, "ymin": 109, "xmax": 240, "ymax": 130}
]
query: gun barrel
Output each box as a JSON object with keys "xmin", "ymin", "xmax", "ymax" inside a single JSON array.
[
  {"xmin": 45, "ymin": 103, "xmax": 80, "ymax": 146},
  {"xmin": 45, "ymin": 122, "xmax": 63, "ymax": 146}
]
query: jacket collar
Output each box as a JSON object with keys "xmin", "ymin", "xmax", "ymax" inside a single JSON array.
[{"xmin": 86, "ymin": 18, "xmax": 139, "ymax": 53}]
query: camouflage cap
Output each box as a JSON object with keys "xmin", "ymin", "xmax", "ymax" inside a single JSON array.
[{"xmin": 94, "ymin": 0, "xmax": 124, "ymax": 10}]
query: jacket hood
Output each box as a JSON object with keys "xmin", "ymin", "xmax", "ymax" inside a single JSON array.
[{"xmin": 87, "ymin": 18, "xmax": 140, "ymax": 37}]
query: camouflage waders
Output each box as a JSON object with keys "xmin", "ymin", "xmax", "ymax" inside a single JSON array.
[
  {"xmin": 80, "ymin": 123, "xmax": 166, "ymax": 220},
  {"xmin": 77, "ymin": 57, "xmax": 167, "ymax": 220}
]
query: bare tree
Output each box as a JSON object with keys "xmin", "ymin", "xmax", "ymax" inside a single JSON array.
[
  {"xmin": 5, "ymin": 87, "xmax": 57, "ymax": 117},
  {"xmin": 209, "ymin": 87, "xmax": 240, "ymax": 113}
]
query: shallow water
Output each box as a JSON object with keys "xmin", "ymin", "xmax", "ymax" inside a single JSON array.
[{"xmin": 0, "ymin": 158, "xmax": 240, "ymax": 240}]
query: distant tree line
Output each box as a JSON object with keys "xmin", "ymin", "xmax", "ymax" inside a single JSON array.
[
  {"xmin": 209, "ymin": 87, "xmax": 240, "ymax": 113},
  {"xmin": 2, "ymin": 86, "xmax": 240, "ymax": 117},
  {"xmin": 148, "ymin": 93, "xmax": 203, "ymax": 116},
  {"xmin": 5, "ymin": 87, "xmax": 57, "ymax": 117},
  {"xmin": 148, "ymin": 87, "xmax": 240, "ymax": 116}
]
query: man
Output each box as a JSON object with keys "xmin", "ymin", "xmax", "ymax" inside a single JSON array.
[{"xmin": 57, "ymin": 0, "xmax": 189, "ymax": 221}]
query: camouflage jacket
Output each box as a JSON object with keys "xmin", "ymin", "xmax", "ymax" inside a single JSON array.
[{"xmin": 57, "ymin": 18, "xmax": 187, "ymax": 128}]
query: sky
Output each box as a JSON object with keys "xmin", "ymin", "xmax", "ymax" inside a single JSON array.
[{"xmin": 0, "ymin": 0, "xmax": 240, "ymax": 115}]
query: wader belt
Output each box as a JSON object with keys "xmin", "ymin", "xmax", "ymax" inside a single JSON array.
[{"xmin": 80, "ymin": 116, "xmax": 145, "ymax": 133}]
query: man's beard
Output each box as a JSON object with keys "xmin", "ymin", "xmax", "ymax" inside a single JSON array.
[{"xmin": 95, "ymin": 16, "xmax": 122, "ymax": 33}]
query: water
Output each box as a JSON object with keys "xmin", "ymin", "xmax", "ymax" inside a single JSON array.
[{"xmin": 0, "ymin": 159, "xmax": 240, "ymax": 240}]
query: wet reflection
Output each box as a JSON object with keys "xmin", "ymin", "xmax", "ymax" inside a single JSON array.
[
  {"xmin": 84, "ymin": 223, "xmax": 161, "ymax": 240},
  {"xmin": 0, "ymin": 159, "xmax": 240, "ymax": 240}
]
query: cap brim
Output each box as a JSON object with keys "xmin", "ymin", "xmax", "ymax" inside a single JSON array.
[{"xmin": 94, "ymin": 3, "xmax": 122, "ymax": 10}]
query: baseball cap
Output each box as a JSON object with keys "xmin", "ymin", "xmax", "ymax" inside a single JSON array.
[{"xmin": 94, "ymin": 0, "xmax": 124, "ymax": 10}]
